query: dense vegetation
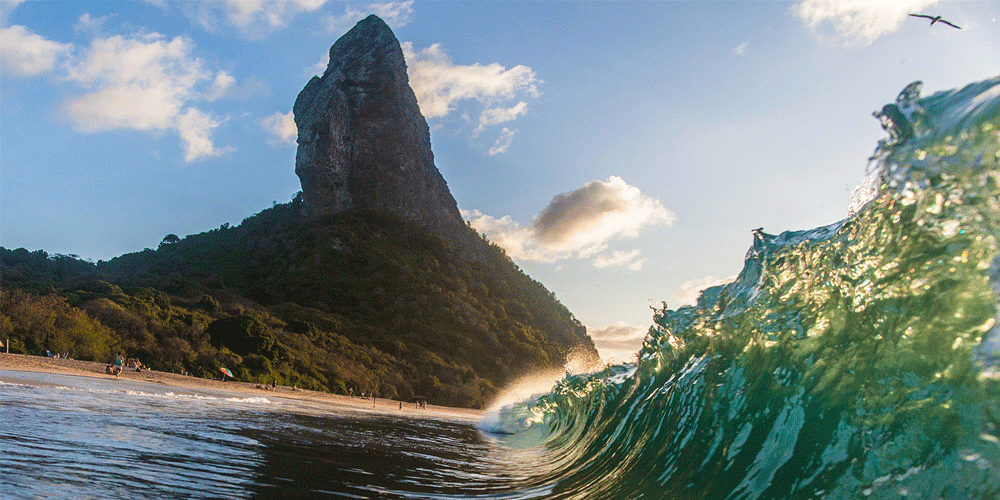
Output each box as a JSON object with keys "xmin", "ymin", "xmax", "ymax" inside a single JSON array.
[{"xmin": 1, "ymin": 196, "xmax": 597, "ymax": 408}]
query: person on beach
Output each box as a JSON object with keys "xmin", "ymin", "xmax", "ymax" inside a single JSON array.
[{"xmin": 113, "ymin": 354, "xmax": 124, "ymax": 378}]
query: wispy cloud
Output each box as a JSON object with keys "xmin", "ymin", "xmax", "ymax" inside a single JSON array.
[
  {"xmin": 185, "ymin": 0, "xmax": 329, "ymax": 38},
  {"xmin": 593, "ymin": 250, "xmax": 647, "ymax": 271},
  {"xmin": 673, "ymin": 275, "xmax": 737, "ymax": 307},
  {"xmin": 261, "ymin": 110, "xmax": 297, "ymax": 145},
  {"xmin": 3, "ymin": 20, "xmax": 237, "ymax": 162},
  {"xmin": 588, "ymin": 321, "xmax": 648, "ymax": 364},
  {"xmin": 464, "ymin": 176, "xmax": 674, "ymax": 268},
  {"xmin": 734, "ymin": 42, "xmax": 747, "ymax": 55},
  {"xmin": 324, "ymin": 1, "xmax": 414, "ymax": 35},
  {"xmin": 0, "ymin": 0, "xmax": 27, "ymax": 25},
  {"xmin": 401, "ymin": 41, "xmax": 540, "ymax": 153},
  {"xmin": 793, "ymin": 0, "xmax": 943, "ymax": 46},
  {"xmin": 488, "ymin": 127, "xmax": 516, "ymax": 156}
]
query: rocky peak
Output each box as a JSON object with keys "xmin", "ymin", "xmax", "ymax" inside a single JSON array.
[{"xmin": 293, "ymin": 15, "xmax": 475, "ymax": 256}]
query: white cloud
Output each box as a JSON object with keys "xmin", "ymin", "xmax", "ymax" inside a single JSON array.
[
  {"xmin": 464, "ymin": 176, "xmax": 675, "ymax": 266},
  {"xmin": 176, "ymin": 107, "xmax": 232, "ymax": 162},
  {"xmin": 674, "ymin": 275, "xmax": 737, "ymax": 307},
  {"xmin": 476, "ymin": 101, "xmax": 528, "ymax": 136},
  {"xmin": 488, "ymin": 127, "xmax": 516, "ymax": 156},
  {"xmin": 261, "ymin": 110, "xmax": 297, "ymax": 145},
  {"xmin": 4, "ymin": 27, "xmax": 235, "ymax": 162},
  {"xmin": 186, "ymin": 0, "xmax": 329, "ymax": 38},
  {"xmin": 324, "ymin": 1, "xmax": 414, "ymax": 35},
  {"xmin": 593, "ymin": 249, "xmax": 647, "ymax": 271},
  {"xmin": 73, "ymin": 13, "xmax": 112, "ymax": 35},
  {"xmin": 308, "ymin": 53, "xmax": 328, "ymax": 77},
  {"xmin": 793, "ymin": 0, "xmax": 943, "ymax": 46},
  {"xmin": 0, "ymin": 0, "xmax": 27, "ymax": 25},
  {"xmin": 734, "ymin": 42, "xmax": 747, "ymax": 55},
  {"xmin": 205, "ymin": 71, "xmax": 236, "ymax": 101},
  {"xmin": 402, "ymin": 40, "xmax": 540, "ymax": 120},
  {"xmin": 588, "ymin": 321, "xmax": 648, "ymax": 364},
  {"xmin": 400, "ymin": 41, "xmax": 539, "ymax": 153},
  {"xmin": 0, "ymin": 25, "xmax": 73, "ymax": 76}
]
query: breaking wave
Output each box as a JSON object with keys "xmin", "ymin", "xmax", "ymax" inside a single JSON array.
[{"xmin": 491, "ymin": 76, "xmax": 1000, "ymax": 499}]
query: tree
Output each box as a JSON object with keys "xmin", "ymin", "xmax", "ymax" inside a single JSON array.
[
  {"xmin": 205, "ymin": 315, "xmax": 276, "ymax": 357},
  {"xmin": 159, "ymin": 234, "xmax": 180, "ymax": 250}
]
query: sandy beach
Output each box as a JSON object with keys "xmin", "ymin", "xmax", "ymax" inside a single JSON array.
[{"xmin": 0, "ymin": 353, "xmax": 483, "ymax": 422}]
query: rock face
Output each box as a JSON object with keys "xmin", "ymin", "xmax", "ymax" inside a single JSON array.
[{"xmin": 293, "ymin": 15, "xmax": 470, "ymax": 252}]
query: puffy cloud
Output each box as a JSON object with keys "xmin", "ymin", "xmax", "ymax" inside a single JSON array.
[
  {"xmin": 793, "ymin": 0, "xmax": 943, "ymax": 45},
  {"xmin": 401, "ymin": 42, "xmax": 540, "ymax": 119},
  {"xmin": 401, "ymin": 41, "xmax": 539, "ymax": 153},
  {"xmin": 58, "ymin": 32, "xmax": 233, "ymax": 161},
  {"xmin": 205, "ymin": 71, "xmax": 236, "ymax": 101},
  {"xmin": 588, "ymin": 321, "xmax": 648, "ymax": 364},
  {"xmin": 261, "ymin": 110, "xmax": 297, "ymax": 145},
  {"xmin": 3, "ymin": 24, "xmax": 236, "ymax": 162},
  {"xmin": 532, "ymin": 176, "xmax": 674, "ymax": 253},
  {"xmin": 176, "ymin": 108, "xmax": 232, "ymax": 162},
  {"xmin": 734, "ymin": 42, "xmax": 748, "ymax": 55},
  {"xmin": 0, "ymin": 25, "xmax": 73, "ymax": 76},
  {"xmin": 673, "ymin": 275, "xmax": 738, "ymax": 307},
  {"xmin": 464, "ymin": 176, "xmax": 675, "ymax": 267},
  {"xmin": 324, "ymin": 1, "xmax": 414, "ymax": 35}
]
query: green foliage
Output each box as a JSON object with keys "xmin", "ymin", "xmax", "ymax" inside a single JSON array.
[
  {"xmin": 205, "ymin": 315, "xmax": 276, "ymax": 356},
  {"xmin": 0, "ymin": 289, "xmax": 113, "ymax": 362},
  {"xmin": 0, "ymin": 197, "xmax": 597, "ymax": 408}
]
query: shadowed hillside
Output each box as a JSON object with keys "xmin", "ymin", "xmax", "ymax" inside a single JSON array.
[{"xmin": 2, "ymin": 195, "xmax": 599, "ymax": 408}]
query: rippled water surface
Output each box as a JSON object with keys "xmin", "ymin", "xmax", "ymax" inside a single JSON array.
[{"xmin": 0, "ymin": 370, "xmax": 557, "ymax": 499}]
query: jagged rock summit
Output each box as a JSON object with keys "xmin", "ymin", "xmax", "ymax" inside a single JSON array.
[{"xmin": 294, "ymin": 15, "xmax": 469, "ymax": 250}]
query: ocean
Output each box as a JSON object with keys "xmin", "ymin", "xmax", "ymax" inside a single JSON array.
[{"xmin": 3, "ymin": 76, "xmax": 1000, "ymax": 499}]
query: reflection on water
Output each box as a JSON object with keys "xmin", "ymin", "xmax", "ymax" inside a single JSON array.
[{"xmin": 0, "ymin": 371, "xmax": 556, "ymax": 499}]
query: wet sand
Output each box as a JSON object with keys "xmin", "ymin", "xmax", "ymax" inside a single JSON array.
[{"xmin": 0, "ymin": 353, "xmax": 483, "ymax": 422}]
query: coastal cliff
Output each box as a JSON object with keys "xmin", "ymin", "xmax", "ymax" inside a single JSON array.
[{"xmin": 293, "ymin": 15, "xmax": 480, "ymax": 259}]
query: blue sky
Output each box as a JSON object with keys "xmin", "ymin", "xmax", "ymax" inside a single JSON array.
[{"xmin": 3, "ymin": 0, "xmax": 998, "ymax": 362}]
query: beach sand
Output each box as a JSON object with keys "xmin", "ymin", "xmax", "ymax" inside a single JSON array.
[{"xmin": 0, "ymin": 353, "xmax": 483, "ymax": 422}]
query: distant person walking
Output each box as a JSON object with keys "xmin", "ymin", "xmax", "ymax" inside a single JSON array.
[{"xmin": 113, "ymin": 354, "xmax": 124, "ymax": 378}]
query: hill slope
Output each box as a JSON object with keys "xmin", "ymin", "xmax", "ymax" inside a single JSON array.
[{"xmin": 2, "ymin": 196, "xmax": 599, "ymax": 408}]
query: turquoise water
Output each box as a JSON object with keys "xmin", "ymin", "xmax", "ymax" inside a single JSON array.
[
  {"xmin": 3, "ymin": 76, "xmax": 999, "ymax": 499},
  {"xmin": 491, "ymin": 76, "xmax": 1000, "ymax": 499}
]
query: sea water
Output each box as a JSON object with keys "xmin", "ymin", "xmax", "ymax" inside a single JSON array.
[
  {"xmin": 0, "ymin": 370, "xmax": 558, "ymax": 499},
  {"xmin": 3, "ymin": 76, "xmax": 1000, "ymax": 499}
]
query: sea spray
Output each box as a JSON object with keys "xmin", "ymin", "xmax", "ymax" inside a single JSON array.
[{"xmin": 489, "ymin": 76, "xmax": 1000, "ymax": 499}]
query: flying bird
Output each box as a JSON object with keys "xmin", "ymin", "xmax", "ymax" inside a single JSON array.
[{"xmin": 909, "ymin": 13, "xmax": 961, "ymax": 29}]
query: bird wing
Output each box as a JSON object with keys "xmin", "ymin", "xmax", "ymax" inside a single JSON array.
[
  {"xmin": 909, "ymin": 14, "xmax": 934, "ymax": 20},
  {"xmin": 939, "ymin": 19, "xmax": 961, "ymax": 29}
]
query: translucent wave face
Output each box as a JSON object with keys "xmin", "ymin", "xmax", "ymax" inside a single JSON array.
[{"xmin": 502, "ymin": 76, "xmax": 1000, "ymax": 499}]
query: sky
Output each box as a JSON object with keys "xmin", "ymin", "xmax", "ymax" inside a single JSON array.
[{"xmin": 2, "ymin": 0, "xmax": 998, "ymax": 363}]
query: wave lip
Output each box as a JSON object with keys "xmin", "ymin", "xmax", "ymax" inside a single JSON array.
[{"xmin": 505, "ymin": 75, "xmax": 1000, "ymax": 499}]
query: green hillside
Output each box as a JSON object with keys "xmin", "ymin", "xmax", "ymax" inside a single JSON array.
[{"xmin": 1, "ymin": 195, "xmax": 597, "ymax": 408}]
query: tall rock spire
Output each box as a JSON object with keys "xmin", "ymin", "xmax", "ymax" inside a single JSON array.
[{"xmin": 293, "ymin": 15, "xmax": 469, "ymax": 249}]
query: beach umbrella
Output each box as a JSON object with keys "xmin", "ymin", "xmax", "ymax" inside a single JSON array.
[{"xmin": 220, "ymin": 367, "xmax": 234, "ymax": 378}]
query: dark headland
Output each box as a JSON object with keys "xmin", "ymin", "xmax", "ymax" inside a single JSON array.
[{"xmin": 1, "ymin": 15, "xmax": 601, "ymax": 409}]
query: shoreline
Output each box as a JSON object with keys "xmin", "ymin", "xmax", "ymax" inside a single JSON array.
[{"xmin": 0, "ymin": 353, "xmax": 484, "ymax": 422}]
